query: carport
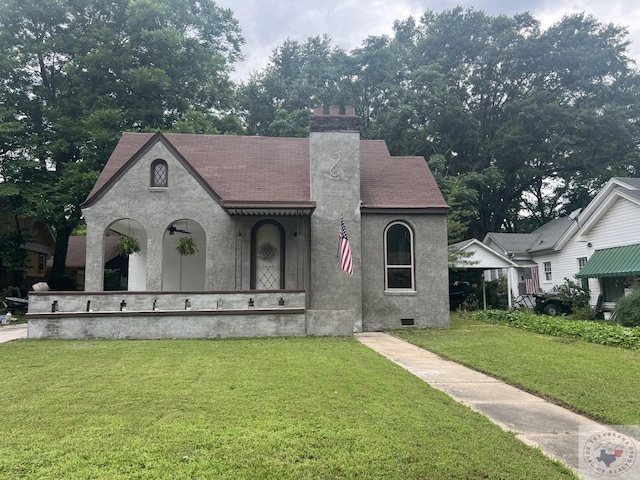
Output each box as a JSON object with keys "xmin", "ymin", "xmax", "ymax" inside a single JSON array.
[{"xmin": 450, "ymin": 239, "xmax": 519, "ymax": 309}]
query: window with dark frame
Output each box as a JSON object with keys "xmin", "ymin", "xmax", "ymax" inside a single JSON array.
[
  {"xmin": 543, "ymin": 261, "xmax": 552, "ymax": 281},
  {"xmin": 38, "ymin": 253, "xmax": 46, "ymax": 272},
  {"xmin": 385, "ymin": 222, "xmax": 415, "ymax": 290},
  {"xmin": 577, "ymin": 257, "xmax": 588, "ymax": 290},
  {"xmin": 151, "ymin": 159, "xmax": 168, "ymax": 187}
]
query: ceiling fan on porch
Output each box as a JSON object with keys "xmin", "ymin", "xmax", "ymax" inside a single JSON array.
[{"xmin": 167, "ymin": 224, "xmax": 191, "ymax": 235}]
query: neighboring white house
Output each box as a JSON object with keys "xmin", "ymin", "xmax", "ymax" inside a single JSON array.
[
  {"xmin": 449, "ymin": 238, "xmax": 518, "ymax": 308},
  {"xmin": 459, "ymin": 177, "xmax": 640, "ymax": 311}
]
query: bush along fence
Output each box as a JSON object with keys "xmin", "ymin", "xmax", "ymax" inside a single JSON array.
[{"xmin": 469, "ymin": 310, "xmax": 640, "ymax": 350}]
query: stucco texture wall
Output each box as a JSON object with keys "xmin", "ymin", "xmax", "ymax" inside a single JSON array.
[
  {"xmin": 361, "ymin": 214, "xmax": 450, "ymax": 331},
  {"xmin": 82, "ymin": 141, "xmax": 236, "ymax": 291}
]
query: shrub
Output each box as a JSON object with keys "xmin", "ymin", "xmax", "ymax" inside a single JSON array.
[
  {"xmin": 553, "ymin": 277, "xmax": 590, "ymax": 310},
  {"xmin": 613, "ymin": 288, "xmax": 640, "ymax": 327},
  {"xmin": 469, "ymin": 309, "xmax": 640, "ymax": 350},
  {"xmin": 485, "ymin": 276, "xmax": 508, "ymax": 310},
  {"xmin": 2, "ymin": 286, "xmax": 21, "ymax": 299}
]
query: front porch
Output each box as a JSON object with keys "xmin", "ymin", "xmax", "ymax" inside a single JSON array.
[{"xmin": 27, "ymin": 290, "xmax": 307, "ymax": 339}]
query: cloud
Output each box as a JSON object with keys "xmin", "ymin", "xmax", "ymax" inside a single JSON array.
[
  {"xmin": 532, "ymin": 0, "xmax": 640, "ymax": 64},
  {"xmin": 219, "ymin": 0, "xmax": 640, "ymax": 80}
]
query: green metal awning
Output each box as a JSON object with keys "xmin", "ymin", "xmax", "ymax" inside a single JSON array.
[{"xmin": 576, "ymin": 244, "xmax": 640, "ymax": 278}]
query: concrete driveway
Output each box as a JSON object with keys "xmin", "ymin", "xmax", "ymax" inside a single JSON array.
[{"xmin": 0, "ymin": 323, "xmax": 28, "ymax": 343}]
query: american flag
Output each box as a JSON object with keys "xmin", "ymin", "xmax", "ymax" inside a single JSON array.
[
  {"xmin": 339, "ymin": 217, "xmax": 353, "ymax": 275},
  {"xmin": 524, "ymin": 266, "xmax": 540, "ymax": 294}
]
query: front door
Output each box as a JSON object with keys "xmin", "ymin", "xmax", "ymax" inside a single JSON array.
[{"xmin": 252, "ymin": 221, "xmax": 284, "ymax": 290}]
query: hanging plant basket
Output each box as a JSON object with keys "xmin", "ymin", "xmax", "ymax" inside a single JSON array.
[
  {"xmin": 116, "ymin": 236, "xmax": 141, "ymax": 257},
  {"xmin": 176, "ymin": 236, "xmax": 198, "ymax": 256}
]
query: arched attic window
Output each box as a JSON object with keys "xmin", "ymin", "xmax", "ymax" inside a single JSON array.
[{"xmin": 151, "ymin": 159, "xmax": 168, "ymax": 187}]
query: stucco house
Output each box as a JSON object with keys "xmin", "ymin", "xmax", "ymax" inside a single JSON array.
[
  {"xmin": 465, "ymin": 177, "xmax": 640, "ymax": 313},
  {"xmin": 27, "ymin": 107, "xmax": 450, "ymax": 339}
]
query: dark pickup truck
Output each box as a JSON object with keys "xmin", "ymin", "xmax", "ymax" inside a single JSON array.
[{"xmin": 534, "ymin": 292, "xmax": 572, "ymax": 316}]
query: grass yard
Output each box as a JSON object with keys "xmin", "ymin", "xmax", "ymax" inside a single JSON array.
[
  {"xmin": 392, "ymin": 313, "xmax": 640, "ymax": 426},
  {"xmin": 0, "ymin": 336, "xmax": 574, "ymax": 479}
]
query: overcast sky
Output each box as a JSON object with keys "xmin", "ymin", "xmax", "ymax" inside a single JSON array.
[{"xmin": 216, "ymin": 0, "xmax": 640, "ymax": 81}]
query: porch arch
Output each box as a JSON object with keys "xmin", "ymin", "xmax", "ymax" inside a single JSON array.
[
  {"xmin": 162, "ymin": 219, "xmax": 206, "ymax": 291},
  {"xmin": 104, "ymin": 219, "xmax": 147, "ymax": 291}
]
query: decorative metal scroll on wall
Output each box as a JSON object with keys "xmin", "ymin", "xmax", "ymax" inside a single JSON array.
[{"xmin": 329, "ymin": 151, "xmax": 342, "ymax": 177}]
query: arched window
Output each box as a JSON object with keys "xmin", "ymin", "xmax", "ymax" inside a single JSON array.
[
  {"xmin": 384, "ymin": 222, "xmax": 415, "ymax": 291},
  {"xmin": 151, "ymin": 159, "xmax": 168, "ymax": 187}
]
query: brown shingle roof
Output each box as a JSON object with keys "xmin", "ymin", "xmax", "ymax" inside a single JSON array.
[
  {"xmin": 58, "ymin": 236, "xmax": 121, "ymax": 269},
  {"xmin": 359, "ymin": 141, "xmax": 448, "ymax": 210},
  {"xmin": 85, "ymin": 132, "xmax": 448, "ymax": 211}
]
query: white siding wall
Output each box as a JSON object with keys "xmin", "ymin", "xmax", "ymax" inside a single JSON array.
[
  {"xmin": 533, "ymin": 240, "xmax": 589, "ymax": 293},
  {"xmin": 582, "ymin": 197, "xmax": 640, "ymax": 251},
  {"xmin": 463, "ymin": 246, "xmax": 513, "ymax": 268},
  {"xmin": 579, "ymin": 198, "xmax": 640, "ymax": 306}
]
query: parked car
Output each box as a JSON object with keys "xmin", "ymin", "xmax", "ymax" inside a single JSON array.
[
  {"xmin": 534, "ymin": 292, "xmax": 572, "ymax": 316},
  {"xmin": 449, "ymin": 281, "xmax": 479, "ymax": 311}
]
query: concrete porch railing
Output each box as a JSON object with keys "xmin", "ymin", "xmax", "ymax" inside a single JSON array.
[{"xmin": 27, "ymin": 290, "xmax": 306, "ymax": 339}]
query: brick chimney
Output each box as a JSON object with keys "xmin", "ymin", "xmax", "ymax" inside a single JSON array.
[{"xmin": 309, "ymin": 106, "xmax": 359, "ymax": 132}]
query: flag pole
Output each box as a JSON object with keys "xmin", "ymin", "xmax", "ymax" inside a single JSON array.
[{"xmin": 337, "ymin": 213, "xmax": 342, "ymax": 258}]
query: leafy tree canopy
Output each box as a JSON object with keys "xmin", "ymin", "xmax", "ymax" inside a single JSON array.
[
  {"xmin": 2, "ymin": 3, "xmax": 640, "ymax": 283},
  {"xmin": 0, "ymin": 0, "xmax": 244, "ymax": 279},
  {"xmin": 240, "ymin": 8, "xmax": 640, "ymax": 241}
]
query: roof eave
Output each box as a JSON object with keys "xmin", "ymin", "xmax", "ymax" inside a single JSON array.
[
  {"xmin": 222, "ymin": 201, "xmax": 316, "ymax": 216},
  {"xmin": 361, "ymin": 206, "xmax": 449, "ymax": 214}
]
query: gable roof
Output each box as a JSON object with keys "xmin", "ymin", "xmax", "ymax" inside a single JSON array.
[
  {"xmin": 51, "ymin": 236, "xmax": 121, "ymax": 269},
  {"xmin": 483, "ymin": 176, "xmax": 640, "ymax": 256},
  {"xmin": 483, "ymin": 232, "xmax": 539, "ymax": 255},
  {"xmin": 449, "ymin": 238, "xmax": 518, "ymax": 269},
  {"xmin": 483, "ymin": 216, "xmax": 574, "ymax": 255},
  {"xmin": 84, "ymin": 133, "xmax": 448, "ymax": 213},
  {"xmin": 570, "ymin": 177, "xmax": 640, "ymax": 242},
  {"xmin": 527, "ymin": 216, "xmax": 575, "ymax": 252}
]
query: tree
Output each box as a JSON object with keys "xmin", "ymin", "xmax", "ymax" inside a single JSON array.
[
  {"xmin": 239, "ymin": 35, "xmax": 348, "ymax": 136},
  {"xmin": 240, "ymin": 8, "xmax": 640, "ymax": 242},
  {"xmin": 0, "ymin": 0, "xmax": 244, "ymax": 282},
  {"xmin": 349, "ymin": 9, "xmax": 640, "ymax": 238}
]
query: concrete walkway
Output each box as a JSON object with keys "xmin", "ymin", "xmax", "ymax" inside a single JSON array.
[
  {"xmin": 0, "ymin": 323, "xmax": 28, "ymax": 343},
  {"xmin": 355, "ymin": 332, "xmax": 604, "ymax": 476}
]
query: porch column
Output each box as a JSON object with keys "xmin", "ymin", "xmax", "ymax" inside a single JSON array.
[
  {"xmin": 507, "ymin": 268, "xmax": 514, "ymax": 309},
  {"xmin": 84, "ymin": 227, "xmax": 105, "ymax": 292},
  {"xmin": 146, "ymin": 227, "xmax": 164, "ymax": 291}
]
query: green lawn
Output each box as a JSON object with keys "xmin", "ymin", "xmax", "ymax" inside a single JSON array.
[
  {"xmin": 392, "ymin": 313, "xmax": 640, "ymax": 426},
  {"xmin": 0, "ymin": 337, "xmax": 574, "ymax": 479}
]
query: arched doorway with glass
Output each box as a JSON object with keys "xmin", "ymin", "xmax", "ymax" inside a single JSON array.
[{"xmin": 251, "ymin": 220, "xmax": 285, "ymax": 290}]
